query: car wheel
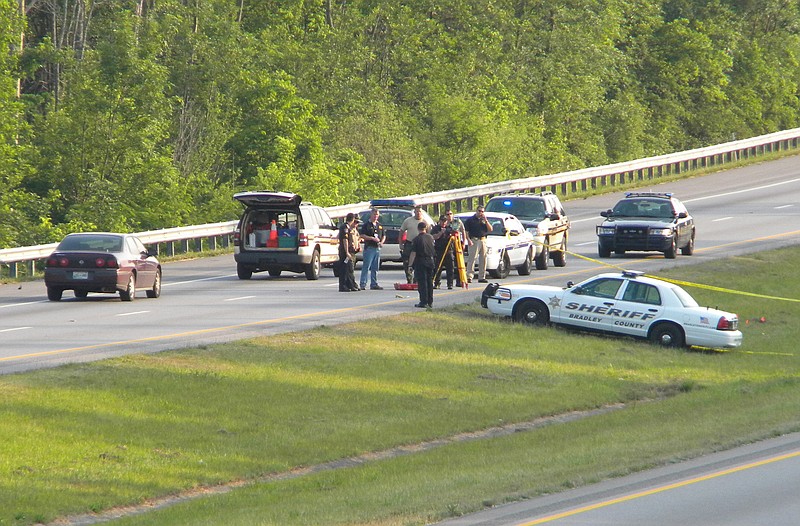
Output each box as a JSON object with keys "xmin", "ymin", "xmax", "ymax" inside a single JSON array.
[
  {"xmin": 490, "ymin": 253, "xmax": 510, "ymax": 279},
  {"xmin": 664, "ymin": 236, "xmax": 677, "ymax": 259},
  {"xmin": 237, "ymin": 263, "xmax": 253, "ymax": 280},
  {"xmin": 649, "ymin": 322, "xmax": 685, "ymax": 348},
  {"xmin": 535, "ymin": 240, "xmax": 549, "ymax": 270},
  {"xmin": 267, "ymin": 268, "xmax": 282, "ymax": 277},
  {"xmin": 514, "ymin": 299, "xmax": 550, "ymax": 326},
  {"xmin": 552, "ymin": 237, "xmax": 567, "ymax": 267},
  {"xmin": 74, "ymin": 290, "xmax": 88, "ymax": 299},
  {"xmin": 120, "ymin": 274, "xmax": 136, "ymax": 302},
  {"xmin": 681, "ymin": 231, "xmax": 695, "ymax": 255},
  {"xmin": 47, "ymin": 287, "xmax": 63, "ymax": 302},
  {"xmin": 305, "ymin": 250, "xmax": 321, "ymax": 280},
  {"xmin": 516, "ymin": 248, "xmax": 533, "ymax": 276},
  {"xmin": 598, "ymin": 243, "xmax": 611, "ymax": 258},
  {"xmin": 146, "ymin": 269, "xmax": 162, "ymax": 298}
]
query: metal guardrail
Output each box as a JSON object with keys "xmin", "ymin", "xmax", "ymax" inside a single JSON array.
[{"xmin": 2, "ymin": 128, "xmax": 799, "ymax": 278}]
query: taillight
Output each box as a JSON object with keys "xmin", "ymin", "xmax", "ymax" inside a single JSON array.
[
  {"xmin": 105, "ymin": 257, "xmax": 119, "ymax": 269},
  {"xmin": 716, "ymin": 316, "xmax": 738, "ymax": 331},
  {"xmin": 95, "ymin": 257, "xmax": 106, "ymax": 267},
  {"xmin": 58, "ymin": 257, "xmax": 69, "ymax": 267},
  {"xmin": 233, "ymin": 230, "xmax": 241, "ymax": 246},
  {"xmin": 298, "ymin": 233, "xmax": 308, "ymax": 247}
]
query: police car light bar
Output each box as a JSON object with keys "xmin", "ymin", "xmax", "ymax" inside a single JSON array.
[
  {"xmin": 624, "ymin": 192, "xmax": 673, "ymax": 198},
  {"xmin": 621, "ymin": 270, "xmax": 645, "ymax": 278},
  {"xmin": 369, "ymin": 198, "xmax": 418, "ymax": 208}
]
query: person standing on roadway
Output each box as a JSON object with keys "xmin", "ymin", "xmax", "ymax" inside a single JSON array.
[
  {"xmin": 408, "ymin": 221, "xmax": 436, "ymax": 308},
  {"xmin": 464, "ymin": 206, "xmax": 493, "ymax": 283},
  {"xmin": 399, "ymin": 205, "xmax": 426, "ymax": 284},
  {"xmin": 431, "ymin": 214, "xmax": 455, "ymax": 290},
  {"xmin": 359, "ymin": 208, "xmax": 386, "ymax": 290},
  {"xmin": 337, "ymin": 213, "xmax": 359, "ymax": 292}
]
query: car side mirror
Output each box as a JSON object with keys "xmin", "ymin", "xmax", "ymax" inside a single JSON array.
[
  {"xmin": 600, "ymin": 210, "xmax": 611, "ymax": 218},
  {"xmin": 566, "ymin": 281, "xmax": 575, "ymax": 288},
  {"xmin": 508, "ymin": 229, "xmax": 520, "ymax": 236},
  {"xmin": 678, "ymin": 212, "xmax": 688, "ymax": 218},
  {"xmin": 548, "ymin": 213, "xmax": 560, "ymax": 220}
]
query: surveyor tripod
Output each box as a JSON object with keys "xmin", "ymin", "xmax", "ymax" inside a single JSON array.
[{"xmin": 435, "ymin": 233, "xmax": 469, "ymax": 289}]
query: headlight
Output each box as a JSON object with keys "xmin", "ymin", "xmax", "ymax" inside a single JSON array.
[
  {"xmin": 597, "ymin": 227, "xmax": 615, "ymax": 235},
  {"xmin": 496, "ymin": 288, "xmax": 512, "ymax": 300},
  {"xmin": 650, "ymin": 228, "xmax": 672, "ymax": 236}
]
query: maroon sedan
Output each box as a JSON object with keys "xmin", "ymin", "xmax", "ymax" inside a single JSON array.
[{"xmin": 44, "ymin": 233, "xmax": 162, "ymax": 302}]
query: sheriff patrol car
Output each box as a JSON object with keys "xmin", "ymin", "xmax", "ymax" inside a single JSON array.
[{"xmin": 481, "ymin": 270, "xmax": 742, "ymax": 349}]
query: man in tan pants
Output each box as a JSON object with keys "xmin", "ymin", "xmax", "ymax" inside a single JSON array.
[{"xmin": 464, "ymin": 206, "xmax": 493, "ymax": 283}]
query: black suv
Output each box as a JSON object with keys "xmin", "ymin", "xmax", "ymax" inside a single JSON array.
[{"xmin": 596, "ymin": 192, "xmax": 695, "ymax": 259}]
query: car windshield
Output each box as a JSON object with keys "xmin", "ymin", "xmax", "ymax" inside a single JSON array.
[
  {"xmin": 58, "ymin": 234, "xmax": 124, "ymax": 252},
  {"xmin": 486, "ymin": 198, "xmax": 546, "ymax": 219},
  {"xmin": 613, "ymin": 199, "xmax": 673, "ymax": 218}
]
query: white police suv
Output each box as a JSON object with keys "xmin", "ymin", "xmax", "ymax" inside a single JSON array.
[{"xmin": 481, "ymin": 270, "xmax": 742, "ymax": 349}]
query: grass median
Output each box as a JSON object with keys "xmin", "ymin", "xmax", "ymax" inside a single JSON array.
[{"xmin": 3, "ymin": 246, "xmax": 799, "ymax": 525}]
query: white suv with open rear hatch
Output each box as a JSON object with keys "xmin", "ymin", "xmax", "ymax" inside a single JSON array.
[{"xmin": 233, "ymin": 191, "xmax": 339, "ymax": 280}]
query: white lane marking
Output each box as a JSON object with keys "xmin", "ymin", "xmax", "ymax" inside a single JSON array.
[
  {"xmin": 713, "ymin": 217, "xmax": 734, "ymax": 222},
  {"xmin": 774, "ymin": 204, "xmax": 794, "ymax": 210},
  {"xmin": 116, "ymin": 311, "xmax": 150, "ymax": 317},
  {"xmin": 0, "ymin": 326, "xmax": 33, "ymax": 333},
  {"xmin": 163, "ymin": 273, "xmax": 239, "ymax": 287},
  {"xmin": 575, "ymin": 241, "xmax": 596, "ymax": 246},
  {"xmin": 571, "ymin": 178, "xmax": 800, "ymax": 224},
  {"xmin": 0, "ymin": 300, "xmax": 49, "ymax": 309},
  {"xmin": 224, "ymin": 296, "xmax": 256, "ymax": 302},
  {"xmin": 683, "ymin": 177, "xmax": 800, "ymax": 203}
]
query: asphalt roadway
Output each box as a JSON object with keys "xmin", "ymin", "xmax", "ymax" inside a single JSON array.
[{"xmin": 436, "ymin": 432, "xmax": 800, "ymax": 526}]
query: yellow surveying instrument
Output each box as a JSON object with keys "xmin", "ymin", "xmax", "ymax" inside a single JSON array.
[{"xmin": 435, "ymin": 232, "xmax": 469, "ymax": 289}]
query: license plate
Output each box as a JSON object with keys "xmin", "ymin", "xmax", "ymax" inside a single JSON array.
[{"xmin": 72, "ymin": 271, "xmax": 89, "ymax": 280}]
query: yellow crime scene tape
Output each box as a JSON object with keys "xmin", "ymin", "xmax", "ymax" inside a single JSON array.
[{"xmin": 532, "ymin": 239, "xmax": 800, "ymax": 304}]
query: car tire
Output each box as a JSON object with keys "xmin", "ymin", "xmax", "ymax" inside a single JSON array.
[
  {"xmin": 305, "ymin": 250, "xmax": 321, "ymax": 280},
  {"xmin": 681, "ymin": 232, "xmax": 695, "ymax": 255},
  {"xmin": 146, "ymin": 269, "xmax": 162, "ymax": 298},
  {"xmin": 514, "ymin": 299, "xmax": 550, "ymax": 326},
  {"xmin": 552, "ymin": 237, "xmax": 567, "ymax": 267},
  {"xmin": 598, "ymin": 243, "xmax": 611, "ymax": 258},
  {"xmin": 74, "ymin": 290, "xmax": 88, "ymax": 299},
  {"xmin": 267, "ymin": 268, "xmax": 282, "ymax": 277},
  {"xmin": 47, "ymin": 287, "xmax": 63, "ymax": 302},
  {"xmin": 535, "ymin": 240, "xmax": 549, "ymax": 270},
  {"xmin": 516, "ymin": 248, "xmax": 533, "ymax": 275},
  {"xmin": 490, "ymin": 253, "xmax": 510, "ymax": 279},
  {"xmin": 237, "ymin": 263, "xmax": 253, "ymax": 280},
  {"xmin": 649, "ymin": 322, "xmax": 685, "ymax": 348},
  {"xmin": 664, "ymin": 236, "xmax": 677, "ymax": 259},
  {"xmin": 120, "ymin": 274, "xmax": 136, "ymax": 302}
]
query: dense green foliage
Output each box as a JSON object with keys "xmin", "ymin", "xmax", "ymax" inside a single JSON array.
[{"xmin": 2, "ymin": 0, "xmax": 799, "ymax": 246}]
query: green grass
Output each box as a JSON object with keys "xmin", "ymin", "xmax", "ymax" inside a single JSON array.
[{"xmin": 2, "ymin": 247, "xmax": 799, "ymax": 525}]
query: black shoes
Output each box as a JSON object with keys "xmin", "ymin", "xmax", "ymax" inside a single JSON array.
[
  {"xmin": 414, "ymin": 303, "xmax": 432, "ymax": 308},
  {"xmin": 370, "ymin": 285, "xmax": 384, "ymax": 290},
  {"xmin": 478, "ymin": 279, "xmax": 488, "ymax": 283}
]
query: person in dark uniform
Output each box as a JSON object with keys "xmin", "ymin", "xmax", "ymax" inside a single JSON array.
[
  {"xmin": 408, "ymin": 221, "xmax": 436, "ymax": 308},
  {"xmin": 338, "ymin": 213, "xmax": 359, "ymax": 292},
  {"xmin": 431, "ymin": 214, "xmax": 455, "ymax": 290},
  {"xmin": 359, "ymin": 208, "xmax": 386, "ymax": 290}
]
